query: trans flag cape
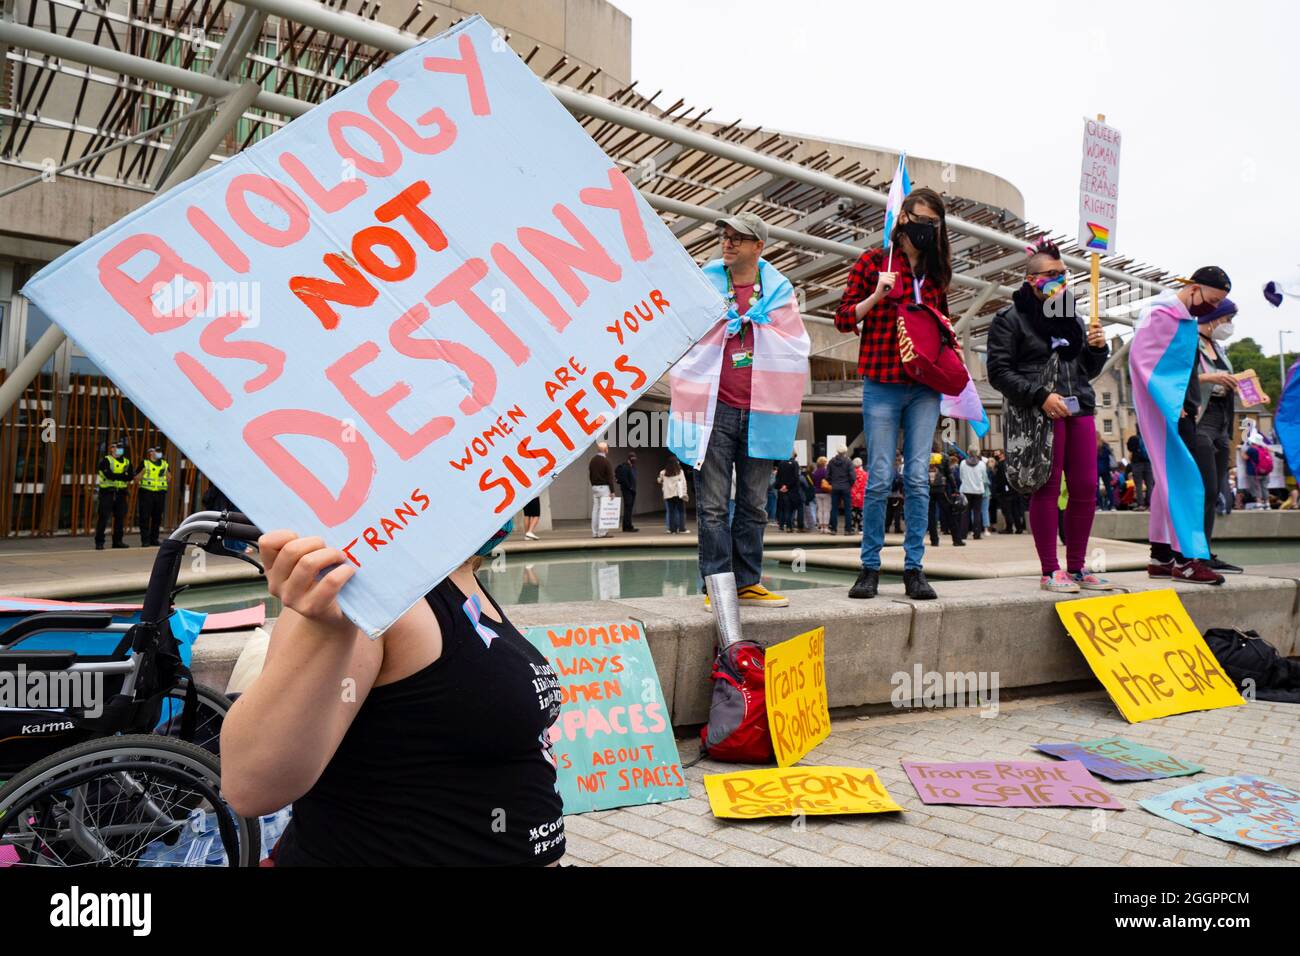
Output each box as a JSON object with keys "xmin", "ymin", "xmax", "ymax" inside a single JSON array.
[
  {"xmin": 668, "ymin": 258, "xmax": 810, "ymax": 467},
  {"xmin": 1275, "ymin": 355, "xmax": 1300, "ymax": 474},
  {"xmin": 1129, "ymin": 292, "xmax": 1208, "ymax": 559}
]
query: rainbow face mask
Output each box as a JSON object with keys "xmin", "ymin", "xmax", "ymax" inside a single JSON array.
[{"xmin": 1031, "ymin": 273, "xmax": 1068, "ymax": 298}]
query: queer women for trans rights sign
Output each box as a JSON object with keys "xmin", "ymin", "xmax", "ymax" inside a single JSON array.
[{"xmin": 22, "ymin": 16, "xmax": 725, "ymax": 636}]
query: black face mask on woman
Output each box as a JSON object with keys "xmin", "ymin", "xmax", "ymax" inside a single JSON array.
[{"xmin": 899, "ymin": 220, "xmax": 936, "ymax": 251}]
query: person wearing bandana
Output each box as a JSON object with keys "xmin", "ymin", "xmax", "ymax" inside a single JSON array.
[{"xmin": 986, "ymin": 239, "xmax": 1112, "ymax": 593}]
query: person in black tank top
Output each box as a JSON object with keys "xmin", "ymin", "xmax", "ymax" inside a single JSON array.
[{"xmin": 220, "ymin": 525, "xmax": 566, "ymax": 866}]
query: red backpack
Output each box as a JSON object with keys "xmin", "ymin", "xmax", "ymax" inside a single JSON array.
[
  {"xmin": 1255, "ymin": 444, "xmax": 1274, "ymax": 476},
  {"xmin": 700, "ymin": 641, "xmax": 773, "ymax": 763},
  {"xmin": 896, "ymin": 302, "xmax": 971, "ymax": 396}
]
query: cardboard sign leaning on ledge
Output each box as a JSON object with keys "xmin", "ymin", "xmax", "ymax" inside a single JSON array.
[
  {"xmin": 765, "ymin": 626, "xmax": 830, "ymax": 767},
  {"xmin": 21, "ymin": 15, "xmax": 726, "ymax": 638},
  {"xmin": 1139, "ymin": 775, "xmax": 1300, "ymax": 851},
  {"xmin": 1055, "ymin": 589, "xmax": 1244, "ymax": 722},
  {"xmin": 523, "ymin": 620, "xmax": 687, "ymax": 814},
  {"xmin": 1034, "ymin": 738, "xmax": 1203, "ymax": 782},
  {"xmin": 704, "ymin": 766, "xmax": 902, "ymax": 819}
]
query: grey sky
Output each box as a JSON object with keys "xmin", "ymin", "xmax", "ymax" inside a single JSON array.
[{"xmin": 610, "ymin": 0, "xmax": 1300, "ymax": 353}]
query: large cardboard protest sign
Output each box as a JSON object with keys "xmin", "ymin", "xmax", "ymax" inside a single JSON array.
[
  {"xmin": 1078, "ymin": 116, "xmax": 1121, "ymax": 253},
  {"xmin": 765, "ymin": 626, "xmax": 829, "ymax": 767},
  {"xmin": 1034, "ymin": 738, "xmax": 1203, "ymax": 782},
  {"xmin": 1055, "ymin": 590, "xmax": 1244, "ymax": 722},
  {"xmin": 22, "ymin": 16, "xmax": 725, "ymax": 637},
  {"xmin": 523, "ymin": 621, "xmax": 687, "ymax": 814},
  {"xmin": 902, "ymin": 761, "xmax": 1123, "ymax": 809},
  {"xmin": 1140, "ymin": 775, "xmax": 1300, "ymax": 851},
  {"xmin": 704, "ymin": 766, "xmax": 902, "ymax": 819}
]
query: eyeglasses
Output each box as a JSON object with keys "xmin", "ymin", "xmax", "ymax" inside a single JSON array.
[
  {"xmin": 1028, "ymin": 269, "xmax": 1067, "ymax": 280},
  {"xmin": 905, "ymin": 214, "xmax": 941, "ymax": 227},
  {"xmin": 720, "ymin": 231, "xmax": 755, "ymax": 246}
]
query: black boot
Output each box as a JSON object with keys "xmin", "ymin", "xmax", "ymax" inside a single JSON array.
[
  {"xmin": 903, "ymin": 568, "xmax": 937, "ymax": 600},
  {"xmin": 848, "ymin": 567, "xmax": 879, "ymax": 600}
]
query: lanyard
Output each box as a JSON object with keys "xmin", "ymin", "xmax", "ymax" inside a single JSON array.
[{"xmin": 912, "ymin": 275, "xmax": 925, "ymax": 306}]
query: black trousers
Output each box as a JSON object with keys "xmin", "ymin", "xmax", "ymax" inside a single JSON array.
[
  {"xmin": 964, "ymin": 493, "xmax": 984, "ymax": 537},
  {"xmin": 95, "ymin": 488, "xmax": 128, "ymax": 546},
  {"xmin": 620, "ymin": 488, "xmax": 636, "ymax": 529},
  {"xmin": 886, "ymin": 498, "xmax": 903, "ymax": 532},
  {"xmin": 777, "ymin": 489, "xmax": 803, "ymax": 530},
  {"xmin": 997, "ymin": 493, "xmax": 1025, "ymax": 532},
  {"xmin": 1195, "ymin": 400, "xmax": 1233, "ymax": 546},
  {"xmin": 138, "ymin": 489, "xmax": 166, "ymax": 545}
]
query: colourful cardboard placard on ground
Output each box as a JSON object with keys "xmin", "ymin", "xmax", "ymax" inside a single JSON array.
[
  {"xmin": 21, "ymin": 15, "xmax": 725, "ymax": 638},
  {"xmin": 765, "ymin": 626, "xmax": 829, "ymax": 767},
  {"xmin": 1139, "ymin": 775, "xmax": 1300, "ymax": 851},
  {"xmin": 1055, "ymin": 589, "xmax": 1244, "ymax": 722},
  {"xmin": 704, "ymin": 766, "xmax": 902, "ymax": 819},
  {"xmin": 1034, "ymin": 738, "xmax": 1203, "ymax": 781},
  {"xmin": 523, "ymin": 621, "xmax": 687, "ymax": 814},
  {"xmin": 902, "ymin": 761, "xmax": 1123, "ymax": 809}
]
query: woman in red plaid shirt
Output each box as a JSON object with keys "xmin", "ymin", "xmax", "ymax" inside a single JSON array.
[{"xmin": 834, "ymin": 187, "xmax": 955, "ymax": 602}]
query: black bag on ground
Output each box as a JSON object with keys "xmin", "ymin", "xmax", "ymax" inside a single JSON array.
[{"xmin": 1203, "ymin": 628, "xmax": 1300, "ymax": 703}]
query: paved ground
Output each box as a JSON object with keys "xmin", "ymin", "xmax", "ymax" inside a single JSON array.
[{"xmin": 565, "ymin": 691, "xmax": 1300, "ymax": 867}]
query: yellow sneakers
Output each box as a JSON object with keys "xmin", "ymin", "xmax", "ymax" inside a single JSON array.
[
  {"xmin": 704, "ymin": 584, "xmax": 789, "ymax": 608},
  {"xmin": 737, "ymin": 584, "xmax": 789, "ymax": 607}
]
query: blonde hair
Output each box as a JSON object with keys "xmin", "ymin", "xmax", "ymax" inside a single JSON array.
[{"xmin": 816, "ymin": 456, "xmax": 828, "ymax": 466}]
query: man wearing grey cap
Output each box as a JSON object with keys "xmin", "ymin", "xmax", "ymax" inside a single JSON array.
[{"xmin": 667, "ymin": 212, "xmax": 810, "ymax": 607}]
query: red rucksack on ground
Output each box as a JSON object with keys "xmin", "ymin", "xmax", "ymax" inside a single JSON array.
[{"xmin": 699, "ymin": 641, "xmax": 773, "ymax": 763}]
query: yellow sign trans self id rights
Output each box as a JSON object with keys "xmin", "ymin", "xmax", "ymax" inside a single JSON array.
[
  {"xmin": 764, "ymin": 626, "xmax": 830, "ymax": 767},
  {"xmin": 1056, "ymin": 589, "xmax": 1244, "ymax": 722}
]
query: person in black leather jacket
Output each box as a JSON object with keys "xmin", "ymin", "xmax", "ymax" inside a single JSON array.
[{"xmin": 986, "ymin": 239, "xmax": 1110, "ymax": 593}]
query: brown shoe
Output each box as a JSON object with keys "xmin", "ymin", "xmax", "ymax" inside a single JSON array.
[
  {"xmin": 1147, "ymin": 560, "xmax": 1173, "ymax": 578},
  {"xmin": 1173, "ymin": 559, "xmax": 1224, "ymax": 585}
]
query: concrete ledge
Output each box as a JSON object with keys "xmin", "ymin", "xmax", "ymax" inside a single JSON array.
[
  {"xmin": 1091, "ymin": 509, "xmax": 1300, "ymax": 541},
  {"xmin": 198, "ymin": 572, "xmax": 1298, "ymax": 724}
]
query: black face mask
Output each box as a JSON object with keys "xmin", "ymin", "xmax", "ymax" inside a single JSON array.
[{"xmin": 900, "ymin": 220, "xmax": 937, "ymax": 251}]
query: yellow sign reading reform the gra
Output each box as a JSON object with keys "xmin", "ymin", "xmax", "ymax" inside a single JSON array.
[
  {"xmin": 765, "ymin": 626, "xmax": 830, "ymax": 766},
  {"xmin": 704, "ymin": 766, "xmax": 903, "ymax": 819},
  {"xmin": 1056, "ymin": 589, "xmax": 1244, "ymax": 722}
]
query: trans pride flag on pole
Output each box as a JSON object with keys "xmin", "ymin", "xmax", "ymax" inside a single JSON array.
[
  {"xmin": 1129, "ymin": 292, "xmax": 1208, "ymax": 559},
  {"xmin": 882, "ymin": 152, "xmax": 912, "ymax": 263}
]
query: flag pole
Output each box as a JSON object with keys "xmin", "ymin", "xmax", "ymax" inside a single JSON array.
[{"xmin": 1089, "ymin": 113, "xmax": 1105, "ymax": 332}]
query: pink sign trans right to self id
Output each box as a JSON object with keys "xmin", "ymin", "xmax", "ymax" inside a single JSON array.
[{"xmin": 903, "ymin": 760, "xmax": 1123, "ymax": 810}]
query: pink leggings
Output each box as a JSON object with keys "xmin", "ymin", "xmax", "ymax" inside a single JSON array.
[{"xmin": 1028, "ymin": 415, "xmax": 1098, "ymax": 575}]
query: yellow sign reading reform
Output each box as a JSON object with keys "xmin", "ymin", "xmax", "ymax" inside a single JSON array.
[
  {"xmin": 1056, "ymin": 588, "xmax": 1244, "ymax": 722},
  {"xmin": 765, "ymin": 626, "xmax": 830, "ymax": 767},
  {"xmin": 704, "ymin": 766, "xmax": 903, "ymax": 819}
]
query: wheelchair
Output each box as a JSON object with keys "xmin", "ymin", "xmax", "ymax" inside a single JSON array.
[{"xmin": 0, "ymin": 510, "xmax": 266, "ymax": 867}]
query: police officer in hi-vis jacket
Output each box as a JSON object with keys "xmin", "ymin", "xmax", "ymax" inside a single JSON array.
[
  {"xmin": 95, "ymin": 438, "xmax": 132, "ymax": 550},
  {"xmin": 137, "ymin": 445, "xmax": 170, "ymax": 547}
]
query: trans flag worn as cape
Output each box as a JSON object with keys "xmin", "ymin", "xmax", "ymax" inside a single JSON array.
[
  {"xmin": 668, "ymin": 258, "xmax": 810, "ymax": 467},
  {"xmin": 1129, "ymin": 292, "xmax": 1208, "ymax": 559}
]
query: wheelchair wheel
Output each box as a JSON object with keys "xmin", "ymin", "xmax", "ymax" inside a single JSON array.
[
  {"xmin": 0, "ymin": 734, "xmax": 259, "ymax": 867},
  {"xmin": 155, "ymin": 680, "xmax": 233, "ymax": 755}
]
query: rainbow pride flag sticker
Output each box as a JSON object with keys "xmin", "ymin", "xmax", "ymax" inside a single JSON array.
[{"xmin": 1085, "ymin": 222, "xmax": 1110, "ymax": 250}]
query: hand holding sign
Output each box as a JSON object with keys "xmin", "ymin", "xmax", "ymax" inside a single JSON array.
[{"xmin": 21, "ymin": 16, "xmax": 726, "ymax": 636}]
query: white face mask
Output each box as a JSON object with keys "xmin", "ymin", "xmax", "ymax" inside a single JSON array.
[{"xmin": 1211, "ymin": 321, "xmax": 1235, "ymax": 341}]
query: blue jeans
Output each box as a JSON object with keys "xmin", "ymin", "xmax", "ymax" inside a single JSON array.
[
  {"xmin": 859, "ymin": 380, "xmax": 941, "ymax": 571},
  {"xmin": 665, "ymin": 497, "xmax": 685, "ymax": 532},
  {"xmin": 697, "ymin": 403, "xmax": 773, "ymax": 588}
]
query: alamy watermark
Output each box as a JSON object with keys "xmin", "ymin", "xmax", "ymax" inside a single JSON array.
[
  {"xmin": 890, "ymin": 664, "xmax": 999, "ymax": 717},
  {"xmin": 0, "ymin": 665, "xmax": 104, "ymax": 719}
]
